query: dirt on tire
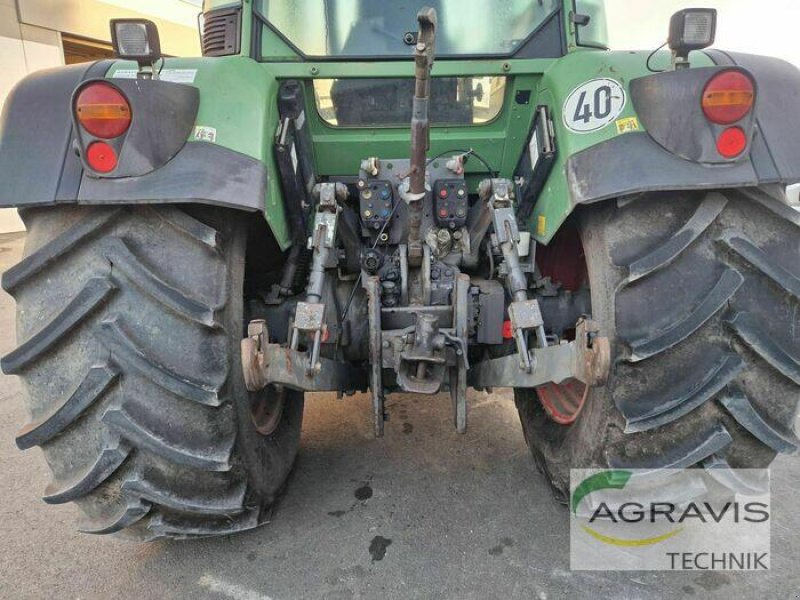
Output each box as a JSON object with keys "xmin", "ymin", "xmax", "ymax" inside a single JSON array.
[
  {"xmin": 2, "ymin": 205, "xmax": 303, "ymax": 539},
  {"xmin": 516, "ymin": 189, "xmax": 800, "ymax": 500}
]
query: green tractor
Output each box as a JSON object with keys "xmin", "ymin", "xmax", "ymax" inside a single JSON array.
[{"xmin": 1, "ymin": 0, "xmax": 798, "ymax": 540}]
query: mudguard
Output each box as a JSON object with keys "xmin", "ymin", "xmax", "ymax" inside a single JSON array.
[
  {"xmin": 0, "ymin": 60, "xmax": 273, "ymax": 236},
  {"xmin": 0, "ymin": 61, "xmax": 105, "ymax": 206},
  {"xmin": 565, "ymin": 53, "xmax": 800, "ymax": 207},
  {"xmin": 529, "ymin": 50, "xmax": 800, "ymax": 244}
]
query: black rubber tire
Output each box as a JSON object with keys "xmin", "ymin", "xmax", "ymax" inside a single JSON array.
[
  {"xmin": 1, "ymin": 205, "xmax": 303, "ymax": 539},
  {"xmin": 516, "ymin": 189, "xmax": 800, "ymax": 501}
]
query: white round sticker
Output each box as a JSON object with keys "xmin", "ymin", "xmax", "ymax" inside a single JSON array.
[{"xmin": 563, "ymin": 79, "xmax": 627, "ymax": 134}]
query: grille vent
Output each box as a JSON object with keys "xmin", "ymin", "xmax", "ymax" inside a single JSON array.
[{"xmin": 202, "ymin": 8, "xmax": 242, "ymax": 57}]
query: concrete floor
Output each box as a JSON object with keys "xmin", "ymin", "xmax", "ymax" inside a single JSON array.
[{"xmin": 0, "ymin": 231, "xmax": 798, "ymax": 600}]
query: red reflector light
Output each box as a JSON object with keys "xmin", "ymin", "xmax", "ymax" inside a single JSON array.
[
  {"xmin": 86, "ymin": 141, "xmax": 118, "ymax": 173},
  {"xmin": 702, "ymin": 71, "xmax": 755, "ymax": 125},
  {"xmin": 502, "ymin": 320, "xmax": 514, "ymax": 340},
  {"xmin": 75, "ymin": 82, "xmax": 132, "ymax": 139},
  {"xmin": 716, "ymin": 127, "xmax": 747, "ymax": 159}
]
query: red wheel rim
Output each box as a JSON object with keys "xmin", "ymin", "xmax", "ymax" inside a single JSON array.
[
  {"xmin": 536, "ymin": 379, "xmax": 589, "ymax": 425},
  {"xmin": 535, "ymin": 221, "xmax": 592, "ymax": 426},
  {"xmin": 250, "ymin": 387, "xmax": 286, "ymax": 436}
]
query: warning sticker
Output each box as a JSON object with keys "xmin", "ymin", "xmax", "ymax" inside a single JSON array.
[
  {"xmin": 193, "ymin": 126, "xmax": 217, "ymax": 143},
  {"xmin": 160, "ymin": 69, "xmax": 198, "ymax": 84},
  {"xmin": 616, "ymin": 117, "xmax": 640, "ymax": 134},
  {"xmin": 111, "ymin": 70, "xmax": 138, "ymax": 79},
  {"xmin": 112, "ymin": 69, "xmax": 198, "ymax": 84},
  {"xmin": 537, "ymin": 215, "xmax": 547, "ymax": 237}
]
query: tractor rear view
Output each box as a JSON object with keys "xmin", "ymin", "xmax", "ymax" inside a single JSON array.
[{"xmin": 0, "ymin": 1, "xmax": 798, "ymax": 540}]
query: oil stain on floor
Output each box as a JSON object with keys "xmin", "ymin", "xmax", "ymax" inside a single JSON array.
[{"xmin": 368, "ymin": 536, "xmax": 392, "ymax": 562}]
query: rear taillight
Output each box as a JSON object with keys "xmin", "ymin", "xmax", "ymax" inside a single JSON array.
[
  {"xmin": 716, "ymin": 127, "xmax": 747, "ymax": 159},
  {"xmin": 86, "ymin": 141, "xmax": 118, "ymax": 173},
  {"xmin": 75, "ymin": 82, "xmax": 132, "ymax": 139},
  {"xmin": 702, "ymin": 70, "xmax": 755, "ymax": 125}
]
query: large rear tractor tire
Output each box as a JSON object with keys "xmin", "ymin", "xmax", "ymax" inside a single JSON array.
[
  {"xmin": 2, "ymin": 205, "xmax": 303, "ymax": 539},
  {"xmin": 516, "ymin": 189, "xmax": 800, "ymax": 500}
]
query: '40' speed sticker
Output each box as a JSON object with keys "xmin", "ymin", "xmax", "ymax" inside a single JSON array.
[{"xmin": 563, "ymin": 78, "xmax": 626, "ymax": 134}]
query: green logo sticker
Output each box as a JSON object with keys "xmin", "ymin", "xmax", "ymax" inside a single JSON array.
[{"xmin": 572, "ymin": 470, "xmax": 684, "ymax": 547}]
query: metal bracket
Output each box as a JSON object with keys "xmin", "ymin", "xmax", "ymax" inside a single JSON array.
[
  {"xmin": 507, "ymin": 298, "xmax": 545, "ymax": 372},
  {"xmin": 468, "ymin": 319, "xmax": 611, "ymax": 390},
  {"xmin": 573, "ymin": 319, "xmax": 611, "ymax": 387},
  {"xmin": 292, "ymin": 301, "xmax": 326, "ymax": 374},
  {"xmin": 310, "ymin": 181, "xmax": 346, "ymax": 249},
  {"xmin": 293, "ymin": 302, "xmax": 325, "ymax": 332},
  {"xmin": 248, "ymin": 343, "xmax": 367, "ymax": 393},
  {"xmin": 241, "ymin": 319, "xmax": 270, "ymax": 392},
  {"xmin": 508, "ymin": 299, "xmax": 544, "ymax": 331},
  {"xmin": 312, "ymin": 212, "xmax": 338, "ymax": 249},
  {"xmin": 314, "ymin": 181, "xmax": 348, "ymax": 207},
  {"xmin": 492, "ymin": 206, "xmax": 520, "ymax": 245}
]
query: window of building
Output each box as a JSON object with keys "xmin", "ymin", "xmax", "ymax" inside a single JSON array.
[{"xmin": 62, "ymin": 35, "xmax": 114, "ymax": 65}]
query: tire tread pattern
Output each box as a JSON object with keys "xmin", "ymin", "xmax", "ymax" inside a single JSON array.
[
  {"xmin": 3, "ymin": 206, "xmax": 278, "ymax": 539},
  {"xmin": 516, "ymin": 189, "xmax": 800, "ymax": 498},
  {"xmin": 615, "ymin": 192, "xmax": 800, "ymax": 467}
]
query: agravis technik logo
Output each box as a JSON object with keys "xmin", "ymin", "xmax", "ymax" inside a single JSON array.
[{"xmin": 569, "ymin": 468, "xmax": 771, "ymax": 571}]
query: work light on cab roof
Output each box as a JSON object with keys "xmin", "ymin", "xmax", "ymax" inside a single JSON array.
[{"xmin": 110, "ymin": 18, "xmax": 162, "ymax": 78}]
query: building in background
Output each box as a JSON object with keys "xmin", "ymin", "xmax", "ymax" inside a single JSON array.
[{"xmin": 0, "ymin": 0, "xmax": 202, "ymax": 233}]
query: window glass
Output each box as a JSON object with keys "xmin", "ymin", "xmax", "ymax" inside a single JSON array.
[
  {"xmin": 313, "ymin": 77, "xmax": 507, "ymax": 127},
  {"xmin": 257, "ymin": 0, "xmax": 559, "ymax": 57}
]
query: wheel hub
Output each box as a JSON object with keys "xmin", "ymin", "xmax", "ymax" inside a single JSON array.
[
  {"xmin": 250, "ymin": 386, "xmax": 286, "ymax": 436},
  {"xmin": 536, "ymin": 380, "xmax": 589, "ymax": 425}
]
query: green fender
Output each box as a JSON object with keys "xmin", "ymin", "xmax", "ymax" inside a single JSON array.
[
  {"xmin": 529, "ymin": 49, "xmax": 714, "ymax": 243},
  {"xmin": 108, "ymin": 56, "xmax": 291, "ymax": 249}
]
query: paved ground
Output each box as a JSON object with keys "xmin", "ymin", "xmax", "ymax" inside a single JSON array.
[{"xmin": 0, "ymin": 231, "xmax": 798, "ymax": 600}]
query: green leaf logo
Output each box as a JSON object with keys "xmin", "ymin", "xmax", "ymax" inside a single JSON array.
[
  {"xmin": 571, "ymin": 470, "xmax": 632, "ymax": 515},
  {"xmin": 572, "ymin": 470, "xmax": 683, "ymax": 547}
]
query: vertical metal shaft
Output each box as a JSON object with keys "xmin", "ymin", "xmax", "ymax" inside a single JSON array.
[
  {"xmin": 406, "ymin": 7, "xmax": 437, "ymax": 267},
  {"xmin": 366, "ymin": 276, "xmax": 384, "ymax": 437},
  {"xmin": 409, "ymin": 7, "xmax": 437, "ymax": 196},
  {"xmin": 451, "ymin": 274, "xmax": 469, "ymax": 433},
  {"xmin": 304, "ymin": 228, "xmax": 331, "ymax": 303}
]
